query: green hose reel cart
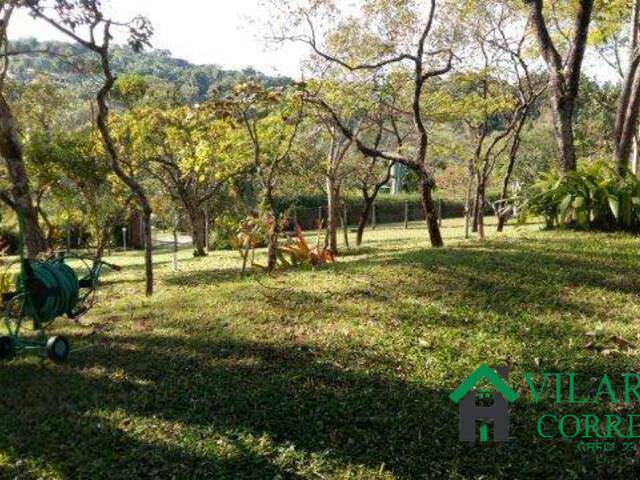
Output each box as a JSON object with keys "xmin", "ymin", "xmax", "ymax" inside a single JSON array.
[{"xmin": 0, "ymin": 212, "xmax": 121, "ymax": 363}]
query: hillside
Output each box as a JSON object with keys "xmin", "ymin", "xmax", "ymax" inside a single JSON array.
[{"xmin": 8, "ymin": 38, "xmax": 292, "ymax": 103}]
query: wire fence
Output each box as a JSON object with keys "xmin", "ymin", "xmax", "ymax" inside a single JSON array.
[
  {"xmin": 292, "ymin": 200, "xmax": 453, "ymax": 231},
  {"xmin": 146, "ymin": 201, "xmax": 456, "ymax": 250},
  {"xmin": 39, "ymin": 198, "xmax": 475, "ymax": 255}
]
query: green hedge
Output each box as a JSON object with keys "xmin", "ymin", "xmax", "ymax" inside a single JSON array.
[{"xmin": 275, "ymin": 192, "xmax": 471, "ymax": 229}]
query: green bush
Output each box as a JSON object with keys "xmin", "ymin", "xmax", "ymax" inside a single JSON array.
[
  {"xmin": 520, "ymin": 161, "xmax": 640, "ymax": 231},
  {"xmin": 210, "ymin": 215, "xmax": 240, "ymax": 250}
]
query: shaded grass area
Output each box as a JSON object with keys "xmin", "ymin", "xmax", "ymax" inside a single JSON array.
[{"xmin": 2, "ymin": 218, "xmax": 640, "ymax": 478}]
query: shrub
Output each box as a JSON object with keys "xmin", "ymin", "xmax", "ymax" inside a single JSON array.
[
  {"xmin": 211, "ymin": 215, "xmax": 242, "ymax": 250},
  {"xmin": 520, "ymin": 161, "xmax": 640, "ymax": 231}
]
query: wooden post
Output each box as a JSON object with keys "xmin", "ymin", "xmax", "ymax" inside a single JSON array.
[
  {"xmin": 172, "ymin": 231, "xmax": 179, "ymax": 272},
  {"xmin": 404, "ymin": 201, "xmax": 409, "ymax": 229},
  {"xmin": 204, "ymin": 209, "xmax": 210, "ymax": 252},
  {"xmin": 438, "ymin": 199, "xmax": 443, "ymax": 227},
  {"xmin": 66, "ymin": 223, "xmax": 72, "ymax": 251},
  {"xmin": 173, "ymin": 213, "xmax": 179, "ymax": 272},
  {"xmin": 372, "ymin": 204, "xmax": 377, "ymax": 230}
]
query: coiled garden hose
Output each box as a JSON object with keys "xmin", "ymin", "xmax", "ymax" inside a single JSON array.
[{"xmin": 21, "ymin": 260, "xmax": 80, "ymax": 325}]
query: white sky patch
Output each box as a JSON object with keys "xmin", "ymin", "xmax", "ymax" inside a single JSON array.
[
  {"xmin": 9, "ymin": 0, "xmax": 308, "ymax": 78},
  {"xmin": 8, "ymin": 0, "xmax": 622, "ymax": 85}
]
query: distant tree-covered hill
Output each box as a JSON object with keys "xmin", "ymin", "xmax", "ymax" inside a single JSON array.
[{"xmin": 8, "ymin": 38, "xmax": 292, "ymax": 103}]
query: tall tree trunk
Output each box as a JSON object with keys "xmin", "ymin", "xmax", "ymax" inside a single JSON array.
[
  {"xmin": 634, "ymin": 136, "xmax": 640, "ymax": 176},
  {"xmin": 187, "ymin": 207, "xmax": 207, "ymax": 257},
  {"xmin": 93, "ymin": 47, "xmax": 154, "ymax": 296},
  {"xmin": 475, "ymin": 177, "xmax": 486, "ymax": 240},
  {"xmin": 325, "ymin": 175, "xmax": 339, "ymax": 255},
  {"xmin": 464, "ymin": 171, "xmax": 474, "ymax": 239},
  {"xmin": 266, "ymin": 213, "xmax": 279, "ymax": 272},
  {"xmin": 526, "ymin": 0, "xmax": 594, "ymax": 175},
  {"xmin": 552, "ymin": 96, "xmax": 578, "ymax": 174},
  {"xmin": 356, "ymin": 199, "xmax": 373, "ymax": 247},
  {"xmin": 615, "ymin": 86, "xmax": 640, "ymax": 176},
  {"xmin": 497, "ymin": 111, "xmax": 528, "ymax": 232},
  {"xmin": 0, "ymin": 94, "xmax": 47, "ymax": 257},
  {"xmin": 418, "ymin": 167, "xmax": 443, "ymax": 248},
  {"xmin": 141, "ymin": 208, "xmax": 154, "ymax": 296},
  {"xmin": 614, "ymin": 0, "xmax": 640, "ymax": 176},
  {"xmin": 471, "ymin": 190, "xmax": 480, "ymax": 233}
]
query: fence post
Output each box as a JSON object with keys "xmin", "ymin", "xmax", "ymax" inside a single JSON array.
[
  {"xmin": 173, "ymin": 213, "xmax": 179, "ymax": 272},
  {"xmin": 172, "ymin": 231, "xmax": 179, "ymax": 272},
  {"xmin": 122, "ymin": 227, "xmax": 127, "ymax": 251},
  {"xmin": 404, "ymin": 201, "xmax": 409, "ymax": 229},
  {"xmin": 372, "ymin": 204, "xmax": 377, "ymax": 230},
  {"xmin": 438, "ymin": 200, "xmax": 443, "ymax": 227},
  {"xmin": 205, "ymin": 209, "xmax": 210, "ymax": 252},
  {"xmin": 317, "ymin": 206, "xmax": 323, "ymax": 228},
  {"xmin": 67, "ymin": 223, "xmax": 72, "ymax": 251}
]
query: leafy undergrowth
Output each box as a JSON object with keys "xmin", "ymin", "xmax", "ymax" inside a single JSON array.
[{"xmin": 2, "ymin": 218, "xmax": 640, "ymax": 479}]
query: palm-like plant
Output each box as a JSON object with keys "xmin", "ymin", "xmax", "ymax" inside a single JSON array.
[{"xmin": 520, "ymin": 161, "xmax": 640, "ymax": 231}]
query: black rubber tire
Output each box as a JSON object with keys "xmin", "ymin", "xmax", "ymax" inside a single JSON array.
[
  {"xmin": 0, "ymin": 336, "xmax": 15, "ymax": 360},
  {"xmin": 46, "ymin": 336, "xmax": 70, "ymax": 364}
]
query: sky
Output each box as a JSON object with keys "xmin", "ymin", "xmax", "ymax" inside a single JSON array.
[
  {"xmin": 10, "ymin": 0, "xmax": 308, "ymax": 78},
  {"xmin": 10, "ymin": 0, "xmax": 620, "ymax": 84}
]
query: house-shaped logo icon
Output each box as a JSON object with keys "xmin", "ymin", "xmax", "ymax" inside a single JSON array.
[{"xmin": 449, "ymin": 364, "xmax": 519, "ymax": 443}]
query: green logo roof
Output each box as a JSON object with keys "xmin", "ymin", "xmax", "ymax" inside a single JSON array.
[{"xmin": 449, "ymin": 364, "xmax": 519, "ymax": 403}]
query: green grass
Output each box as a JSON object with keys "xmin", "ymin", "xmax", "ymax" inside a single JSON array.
[{"xmin": 2, "ymin": 218, "xmax": 640, "ymax": 478}]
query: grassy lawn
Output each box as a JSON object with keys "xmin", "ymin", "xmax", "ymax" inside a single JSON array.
[{"xmin": 2, "ymin": 218, "xmax": 640, "ymax": 478}]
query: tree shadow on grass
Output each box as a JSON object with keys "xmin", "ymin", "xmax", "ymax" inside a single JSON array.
[
  {"xmin": 338, "ymin": 236, "xmax": 640, "ymax": 319},
  {"xmin": 1, "ymin": 334, "xmax": 639, "ymax": 479},
  {"xmin": 337, "ymin": 246, "xmax": 382, "ymax": 257},
  {"xmin": 162, "ymin": 267, "xmax": 245, "ymax": 287},
  {"xmin": 4, "ymin": 232, "xmax": 640, "ymax": 478}
]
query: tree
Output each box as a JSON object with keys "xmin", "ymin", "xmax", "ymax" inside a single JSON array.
[
  {"xmin": 26, "ymin": 129, "xmax": 130, "ymax": 256},
  {"xmin": 26, "ymin": 0, "xmax": 156, "ymax": 295},
  {"xmin": 304, "ymin": 80, "xmax": 369, "ymax": 255},
  {"xmin": 129, "ymin": 104, "xmax": 246, "ymax": 257},
  {"xmin": 0, "ymin": 2, "xmax": 47, "ymax": 256},
  {"xmin": 462, "ymin": 1, "xmax": 545, "ymax": 234},
  {"xmin": 609, "ymin": 0, "xmax": 640, "ymax": 175},
  {"xmin": 456, "ymin": 72, "xmax": 520, "ymax": 239},
  {"xmin": 524, "ymin": 0, "xmax": 595, "ymax": 174},
  {"xmin": 267, "ymin": 0, "xmax": 458, "ymax": 248},
  {"xmin": 228, "ymin": 82, "xmax": 303, "ymax": 271},
  {"xmin": 14, "ymin": 76, "xmax": 128, "ymax": 255},
  {"xmin": 351, "ymin": 88, "xmax": 405, "ymax": 246},
  {"xmin": 355, "ymin": 154, "xmax": 394, "ymax": 247}
]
